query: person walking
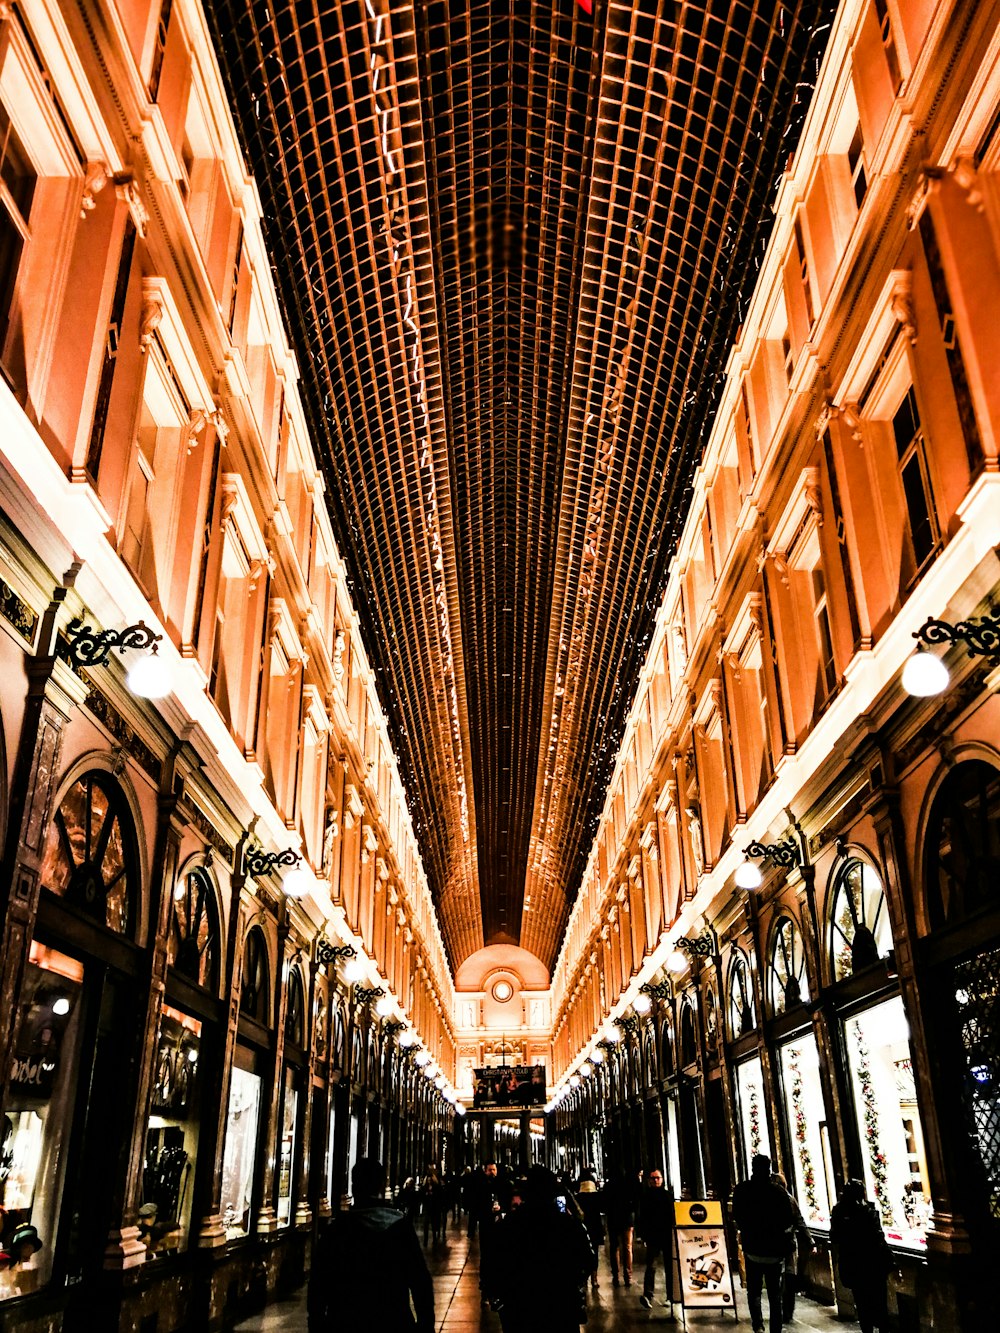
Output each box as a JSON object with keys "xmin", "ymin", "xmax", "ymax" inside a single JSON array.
[
  {"xmin": 308, "ymin": 1157, "xmax": 434, "ymax": 1332},
  {"xmin": 470, "ymin": 1162, "xmax": 504, "ymax": 1304},
  {"xmin": 731, "ymin": 1154, "xmax": 797, "ymax": 1333},
  {"xmin": 420, "ymin": 1164, "xmax": 445, "ymax": 1244},
  {"xmin": 772, "ymin": 1171, "xmax": 814, "ymax": 1322},
  {"xmin": 638, "ymin": 1165, "xmax": 674, "ymax": 1310},
  {"xmin": 490, "ymin": 1165, "xmax": 596, "ymax": 1332},
  {"xmin": 603, "ymin": 1168, "xmax": 640, "ymax": 1288},
  {"xmin": 830, "ymin": 1179, "xmax": 894, "ymax": 1333},
  {"xmin": 575, "ymin": 1173, "xmax": 604, "ymax": 1290}
]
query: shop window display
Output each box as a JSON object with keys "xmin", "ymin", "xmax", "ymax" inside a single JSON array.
[
  {"xmin": 768, "ymin": 916, "xmax": 809, "ymax": 1016},
  {"xmin": 1, "ymin": 944, "xmax": 83, "ymax": 1300},
  {"xmin": 220, "ymin": 1061, "xmax": 262, "ymax": 1238},
  {"xmin": 277, "ymin": 1068, "xmax": 298, "ymax": 1226},
  {"xmin": 735, "ymin": 1055, "xmax": 767, "ymax": 1174},
  {"xmin": 844, "ymin": 997, "xmax": 930, "ymax": 1248},
  {"xmin": 140, "ymin": 1006, "xmax": 202, "ymax": 1256},
  {"xmin": 830, "ymin": 859, "xmax": 891, "ymax": 981},
  {"xmin": 39, "ymin": 772, "xmax": 138, "ymax": 934},
  {"xmin": 778, "ymin": 1035, "xmax": 832, "ymax": 1228}
]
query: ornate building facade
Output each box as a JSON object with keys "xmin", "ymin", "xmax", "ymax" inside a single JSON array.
[
  {"xmin": 0, "ymin": 0, "xmax": 998, "ymax": 1332},
  {"xmin": 547, "ymin": 2, "xmax": 1000, "ymax": 1331},
  {"xmin": 0, "ymin": 0, "xmax": 458, "ymax": 1327}
]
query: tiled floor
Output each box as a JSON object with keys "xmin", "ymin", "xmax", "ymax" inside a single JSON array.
[{"xmin": 234, "ymin": 1216, "xmax": 848, "ymax": 1331}]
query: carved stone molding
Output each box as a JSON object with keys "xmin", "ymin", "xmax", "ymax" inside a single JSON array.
[
  {"xmin": 890, "ymin": 270, "xmax": 917, "ymax": 345},
  {"xmin": 80, "ymin": 162, "xmax": 110, "ymax": 219},
  {"xmin": 139, "ymin": 285, "xmax": 163, "ymax": 354}
]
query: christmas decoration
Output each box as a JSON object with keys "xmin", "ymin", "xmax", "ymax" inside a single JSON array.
[
  {"xmin": 788, "ymin": 1047, "xmax": 820, "ymax": 1217},
  {"xmin": 854, "ymin": 1026, "xmax": 893, "ymax": 1226},
  {"xmin": 748, "ymin": 1081, "xmax": 761, "ymax": 1158}
]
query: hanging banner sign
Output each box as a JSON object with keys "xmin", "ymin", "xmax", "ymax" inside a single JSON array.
[
  {"xmin": 673, "ymin": 1199, "xmax": 737, "ymax": 1314},
  {"xmin": 471, "ymin": 1066, "xmax": 546, "ymax": 1109}
]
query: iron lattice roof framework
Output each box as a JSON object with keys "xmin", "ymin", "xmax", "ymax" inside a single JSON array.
[{"xmin": 208, "ymin": 0, "xmax": 833, "ymax": 971}]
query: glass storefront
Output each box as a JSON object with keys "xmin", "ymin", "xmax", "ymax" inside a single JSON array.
[
  {"xmin": 844, "ymin": 996, "xmax": 930, "ymax": 1249},
  {"xmin": 0, "ymin": 944, "xmax": 83, "ymax": 1300},
  {"xmin": 779, "ymin": 1035, "xmax": 832, "ymax": 1228},
  {"xmin": 734, "ymin": 1055, "xmax": 767, "ymax": 1176},
  {"xmin": 276, "ymin": 1068, "xmax": 298, "ymax": 1226},
  {"xmin": 220, "ymin": 1059, "xmax": 262, "ymax": 1238},
  {"xmin": 141, "ymin": 1005, "xmax": 202, "ymax": 1256}
]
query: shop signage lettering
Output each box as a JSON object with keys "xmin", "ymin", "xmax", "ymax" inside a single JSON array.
[{"xmin": 11, "ymin": 1053, "xmax": 56, "ymax": 1097}]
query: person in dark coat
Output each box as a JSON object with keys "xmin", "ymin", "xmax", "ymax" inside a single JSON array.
[
  {"xmin": 731, "ymin": 1154, "xmax": 797, "ymax": 1333},
  {"xmin": 575, "ymin": 1175, "xmax": 604, "ymax": 1289},
  {"xmin": 773, "ymin": 1171, "xmax": 814, "ymax": 1321},
  {"xmin": 470, "ymin": 1162, "xmax": 504, "ymax": 1302},
  {"xmin": 638, "ymin": 1165, "xmax": 675, "ymax": 1309},
  {"xmin": 490, "ymin": 1165, "xmax": 596, "ymax": 1333},
  {"xmin": 830, "ymin": 1179, "xmax": 894, "ymax": 1333},
  {"xmin": 308, "ymin": 1157, "xmax": 433, "ymax": 1333},
  {"xmin": 603, "ymin": 1168, "xmax": 640, "ymax": 1287}
]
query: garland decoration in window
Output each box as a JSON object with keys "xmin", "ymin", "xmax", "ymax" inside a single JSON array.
[
  {"xmin": 749, "ymin": 1082, "xmax": 761, "ymax": 1158},
  {"xmin": 854, "ymin": 1026, "xmax": 893, "ymax": 1225},
  {"xmin": 788, "ymin": 1046, "xmax": 820, "ymax": 1216}
]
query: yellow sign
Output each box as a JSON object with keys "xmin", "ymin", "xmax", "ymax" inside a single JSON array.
[{"xmin": 674, "ymin": 1199, "xmax": 724, "ymax": 1228}]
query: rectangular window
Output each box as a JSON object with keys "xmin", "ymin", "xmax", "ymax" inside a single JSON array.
[
  {"xmin": 2, "ymin": 945, "xmax": 84, "ymax": 1301},
  {"xmin": 142, "ymin": 1006, "xmax": 202, "ymax": 1256},
  {"xmin": 228, "ymin": 223, "xmax": 244, "ymax": 338},
  {"xmin": 848, "ymin": 124, "xmax": 867, "ymax": 207},
  {"xmin": 0, "ymin": 102, "xmax": 36, "ymax": 358},
  {"xmin": 781, "ymin": 330, "xmax": 794, "ymax": 383},
  {"xmin": 148, "ymin": 0, "xmax": 174, "ymax": 101},
  {"xmin": 277, "ymin": 1067, "xmax": 298, "ymax": 1226},
  {"xmin": 844, "ymin": 997, "xmax": 929, "ymax": 1250},
  {"xmin": 794, "ymin": 218, "xmax": 815, "ymax": 325},
  {"xmin": 220, "ymin": 1058, "xmax": 262, "ymax": 1239},
  {"xmin": 779, "ymin": 1035, "xmax": 832, "ymax": 1229},
  {"xmin": 86, "ymin": 220, "xmax": 137, "ymax": 479},
  {"xmin": 892, "ymin": 386, "xmax": 937, "ymax": 573},
  {"xmin": 811, "ymin": 568, "xmax": 838, "ymax": 699},
  {"xmin": 873, "ymin": 0, "xmax": 903, "ymax": 91}
]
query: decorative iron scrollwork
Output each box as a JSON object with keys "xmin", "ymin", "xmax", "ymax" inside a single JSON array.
[
  {"xmin": 915, "ymin": 613, "xmax": 1000, "ymax": 662},
  {"xmin": 316, "ymin": 936, "xmax": 357, "ymax": 966},
  {"xmin": 66, "ymin": 618, "xmax": 163, "ymax": 667},
  {"xmin": 245, "ymin": 846, "xmax": 301, "ymax": 877},
  {"xmin": 745, "ymin": 837, "xmax": 800, "ymax": 868},
  {"xmin": 676, "ymin": 933, "xmax": 714, "ymax": 958},
  {"xmin": 355, "ymin": 985, "xmax": 386, "ymax": 1005},
  {"xmin": 640, "ymin": 979, "xmax": 673, "ymax": 1002}
]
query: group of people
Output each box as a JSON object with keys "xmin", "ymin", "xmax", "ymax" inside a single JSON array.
[
  {"xmin": 307, "ymin": 1152, "xmax": 895, "ymax": 1332},
  {"xmin": 732, "ymin": 1153, "xmax": 895, "ymax": 1333}
]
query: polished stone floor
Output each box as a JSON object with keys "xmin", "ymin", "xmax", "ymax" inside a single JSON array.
[{"xmin": 234, "ymin": 1215, "xmax": 847, "ymax": 1331}]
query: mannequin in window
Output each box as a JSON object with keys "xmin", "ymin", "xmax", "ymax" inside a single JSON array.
[{"xmin": 783, "ymin": 976, "xmax": 801, "ymax": 1009}]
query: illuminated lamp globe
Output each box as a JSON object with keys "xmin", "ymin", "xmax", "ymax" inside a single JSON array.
[
  {"xmin": 580, "ymin": 1062, "xmax": 591, "ymax": 1077},
  {"xmin": 633, "ymin": 993, "xmax": 652, "ymax": 1014},
  {"xmin": 52, "ymin": 996, "xmax": 70, "ymax": 1017},
  {"xmin": 667, "ymin": 949, "xmax": 688, "ymax": 974},
  {"xmin": 591, "ymin": 1049, "xmax": 604, "ymax": 1064},
  {"xmin": 570, "ymin": 1075, "xmax": 581, "ymax": 1088},
  {"xmin": 343, "ymin": 958, "xmax": 365, "ymax": 982},
  {"xmin": 434, "ymin": 1074, "xmax": 446, "ymax": 1088},
  {"xmin": 902, "ymin": 650, "xmax": 950, "ymax": 698},
  {"xmin": 126, "ymin": 652, "xmax": 172, "ymax": 700},
  {"xmin": 735, "ymin": 858, "xmax": 763, "ymax": 891},
  {"xmin": 455, "ymin": 1103, "xmax": 466, "ymax": 1116},
  {"xmin": 605, "ymin": 1026, "xmax": 621, "ymax": 1043},
  {"xmin": 282, "ymin": 866, "xmax": 311, "ymax": 898},
  {"xmin": 398, "ymin": 1029, "xmax": 416, "ymax": 1047},
  {"xmin": 375, "ymin": 995, "xmax": 395, "ymax": 1018},
  {"xmin": 414, "ymin": 1050, "xmax": 430, "ymax": 1067}
]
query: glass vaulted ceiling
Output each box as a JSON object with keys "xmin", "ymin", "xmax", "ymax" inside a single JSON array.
[{"xmin": 207, "ymin": 0, "xmax": 834, "ymax": 972}]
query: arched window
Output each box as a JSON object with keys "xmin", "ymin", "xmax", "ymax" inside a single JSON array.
[
  {"xmin": 169, "ymin": 867, "xmax": 220, "ymax": 990},
  {"xmin": 926, "ymin": 760, "xmax": 1000, "ymax": 930},
  {"xmin": 829, "ymin": 858, "xmax": 891, "ymax": 981},
  {"xmin": 332, "ymin": 1006, "xmax": 346, "ymax": 1073},
  {"xmin": 643, "ymin": 1032, "xmax": 657, "ymax": 1087},
  {"xmin": 240, "ymin": 927, "xmax": 270, "ymax": 1024},
  {"xmin": 768, "ymin": 916, "xmax": 809, "ymax": 1015},
  {"xmin": 40, "ymin": 771, "xmax": 139, "ymax": 935},
  {"xmin": 285, "ymin": 967, "xmax": 305, "ymax": 1048},
  {"xmin": 728, "ymin": 951, "xmax": 756, "ymax": 1038},
  {"xmin": 704, "ymin": 988, "xmax": 720, "ymax": 1059},
  {"xmin": 659, "ymin": 1019, "xmax": 675, "ymax": 1077},
  {"xmin": 680, "ymin": 1002, "xmax": 697, "ymax": 1067}
]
